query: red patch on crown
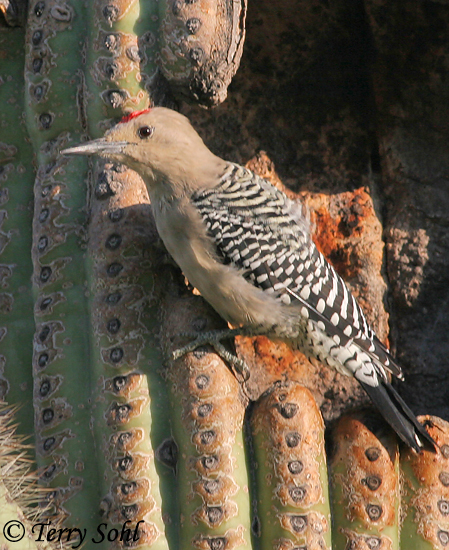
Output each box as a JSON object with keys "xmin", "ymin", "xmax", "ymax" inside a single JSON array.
[{"xmin": 120, "ymin": 108, "xmax": 151, "ymax": 124}]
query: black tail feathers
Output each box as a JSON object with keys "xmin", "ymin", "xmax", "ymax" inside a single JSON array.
[{"xmin": 358, "ymin": 379, "xmax": 436, "ymax": 453}]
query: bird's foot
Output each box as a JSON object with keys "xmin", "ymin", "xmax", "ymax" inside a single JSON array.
[{"xmin": 171, "ymin": 328, "xmax": 250, "ymax": 381}]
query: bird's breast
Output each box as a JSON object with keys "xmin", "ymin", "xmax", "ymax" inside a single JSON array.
[{"xmin": 151, "ymin": 198, "xmax": 288, "ymax": 330}]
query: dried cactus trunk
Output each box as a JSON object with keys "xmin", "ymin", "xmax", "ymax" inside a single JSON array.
[{"xmin": 158, "ymin": 0, "xmax": 247, "ymax": 106}]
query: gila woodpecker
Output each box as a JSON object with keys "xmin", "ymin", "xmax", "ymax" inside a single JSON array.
[{"xmin": 63, "ymin": 107, "xmax": 435, "ymax": 452}]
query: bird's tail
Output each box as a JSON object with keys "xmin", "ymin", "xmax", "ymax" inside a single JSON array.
[{"xmin": 357, "ymin": 378, "xmax": 436, "ymax": 453}]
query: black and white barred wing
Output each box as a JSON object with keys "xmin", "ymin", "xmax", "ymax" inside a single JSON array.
[{"xmin": 192, "ymin": 163, "xmax": 402, "ymax": 381}]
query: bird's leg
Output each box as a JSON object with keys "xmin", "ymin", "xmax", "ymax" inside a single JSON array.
[{"xmin": 171, "ymin": 327, "xmax": 254, "ymax": 381}]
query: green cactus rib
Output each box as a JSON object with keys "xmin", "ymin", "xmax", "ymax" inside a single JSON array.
[
  {"xmin": 86, "ymin": 162, "xmax": 172, "ymax": 549},
  {"xmin": 81, "ymin": 1, "xmax": 174, "ymax": 548},
  {"xmin": 329, "ymin": 412, "xmax": 400, "ymax": 550},
  {"xmin": 84, "ymin": 0, "xmax": 155, "ymax": 136},
  {"xmin": 24, "ymin": 0, "xmax": 106, "ymax": 536},
  {"xmin": 160, "ymin": 288, "xmax": 252, "ymax": 550},
  {"xmin": 0, "ymin": 25, "xmax": 35, "ymax": 440},
  {"xmin": 250, "ymin": 381, "xmax": 332, "ymax": 550},
  {"xmin": 400, "ymin": 416, "xmax": 449, "ymax": 550}
]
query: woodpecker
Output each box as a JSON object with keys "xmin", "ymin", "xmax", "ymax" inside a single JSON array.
[{"xmin": 63, "ymin": 107, "xmax": 435, "ymax": 452}]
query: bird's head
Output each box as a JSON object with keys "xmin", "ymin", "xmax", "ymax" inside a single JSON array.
[{"xmin": 62, "ymin": 107, "xmax": 226, "ymax": 197}]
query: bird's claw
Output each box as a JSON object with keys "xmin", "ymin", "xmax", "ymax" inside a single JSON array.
[{"xmin": 171, "ymin": 328, "xmax": 250, "ymax": 382}]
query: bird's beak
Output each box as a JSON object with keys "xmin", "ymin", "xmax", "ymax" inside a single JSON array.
[{"xmin": 61, "ymin": 138, "xmax": 129, "ymax": 157}]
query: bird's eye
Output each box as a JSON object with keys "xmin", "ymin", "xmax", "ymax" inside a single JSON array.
[{"xmin": 137, "ymin": 125, "xmax": 154, "ymax": 139}]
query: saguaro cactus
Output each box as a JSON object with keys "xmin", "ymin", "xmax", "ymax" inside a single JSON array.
[{"xmin": 1, "ymin": 1, "xmax": 448, "ymax": 549}]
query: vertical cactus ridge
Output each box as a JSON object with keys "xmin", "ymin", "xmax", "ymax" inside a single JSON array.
[
  {"xmin": 251, "ymin": 381, "xmax": 332, "ymax": 550},
  {"xmin": 24, "ymin": 0, "xmax": 104, "ymax": 534},
  {"xmin": 329, "ymin": 411, "xmax": 400, "ymax": 550},
  {"xmin": 161, "ymin": 288, "xmax": 252, "ymax": 550},
  {"xmin": 79, "ymin": 1, "xmax": 174, "ymax": 547},
  {"xmin": 84, "ymin": 0, "xmax": 155, "ymax": 137},
  {"xmin": 25, "ymin": 2, "xmax": 88, "ymax": 155},
  {"xmin": 87, "ymin": 162, "xmax": 172, "ymax": 549},
  {"xmin": 0, "ymin": 25, "xmax": 35, "ymax": 439},
  {"xmin": 400, "ymin": 416, "xmax": 449, "ymax": 550}
]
